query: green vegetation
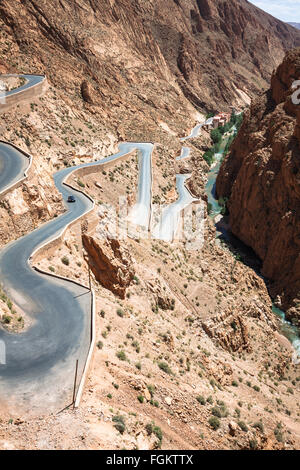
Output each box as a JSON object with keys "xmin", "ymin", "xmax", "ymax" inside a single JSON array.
[
  {"xmin": 211, "ymin": 403, "xmax": 228, "ymax": 418},
  {"xmin": 61, "ymin": 256, "xmax": 69, "ymax": 266},
  {"xmin": 249, "ymin": 439, "xmax": 258, "ymax": 450},
  {"xmin": 77, "ymin": 179, "xmax": 85, "ymax": 188},
  {"xmin": 0, "ymin": 286, "xmax": 17, "ymax": 327},
  {"xmin": 274, "ymin": 423, "xmax": 284, "ymax": 443},
  {"xmin": 116, "ymin": 308, "xmax": 124, "ymax": 317},
  {"xmin": 0, "ymin": 288, "xmax": 13, "ymax": 312},
  {"xmin": 145, "ymin": 422, "xmax": 163, "ymax": 448},
  {"xmin": 2, "ymin": 315, "xmax": 11, "ymax": 324},
  {"xmin": 116, "ymin": 350, "xmax": 127, "ymax": 361},
  {"xmin": 196, "ymin": 395, "xmax": 206, "ymax": 405},
  {"xmin": 218, "ymin": 196, "xmax": 228, "ymax": 216},
  {"xmin": 207, "ymin": 202, "xmax": 212, "ymax": 215},
  {"xmin": 211, "ymin": 128, "xmax": 222, "ymax": 145},
  {"xmin": 238, "ymin": 421, "xmax": 248, "ymax": 432},
  {"xmin": 203, "ymin": 112, "xmax": 244, "ymax": 167},
  {"xmin": 203, "ymin": 148, "xmax": 215, "ymax": 166},
  {"xmin": 158, "ymin": 361, "xmax": 173, "ymax": 375},
  {"xmin": 208, "ymin": 416, "xmax": 220, "ymax": 430},
  {"xmin": 112, "ymin": 415, "xmax": 126, "ymax": 434},
  {"xmin": 230, "ymin": 111, "xmax": 243, "ymax": 130},
  {"xmin": 147, "ymin": 384, "xmax": 155, "ymax": 398},
  {"xmin": 253, "ymin": 421, "xmax": 264, "ymax": 433}
]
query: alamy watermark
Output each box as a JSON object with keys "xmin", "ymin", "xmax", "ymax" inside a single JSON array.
[
  {"xmin": 292, "ymin": 80, "xmax": 300, "ymax": 105},
  {"xmin": 95, "ymin": 198, "xmax": 206, "ymax": 251},
  {"xmin": 0, "ymin": 79, "xmax": 6, "ymax": 105},
  {"xmin": 0, "ymin": 340, "xmax": 6, "ymax": 365}
]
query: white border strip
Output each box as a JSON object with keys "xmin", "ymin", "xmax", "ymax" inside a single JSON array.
[
  {"xmin": 74, "ymin": 289, "xmax": 96, "ymax": 408},
  {"xmin": 0, "ymin": 140, "xmax": 32, "ymax": 197}
]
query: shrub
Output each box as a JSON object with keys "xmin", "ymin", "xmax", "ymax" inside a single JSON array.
[
  {"xmin": 274, "ymin": 423, "xmax": 284, "ymax": 443},
  {"xmin": 153, "ymin": 425, "xmax": 163, "ymax": 447},
  {"xmin": 61, "ymin": 256, "xmax": 69, "ymax": 266},
  {"xmin": 249, "ymin": 439, "xmax": 258, "ymax": 450},
  {"xmin": 212, "ymin": 404, "xmax": 228, "ymax": 418},
  {"xmin": 150, "ymin": 400, "xmax": 159, "ymax": 408},
  {"xmin": 147, "ymin": 384, "xmax": 155, "ymax": 397},
  {"xmin": 196, "ymin": 395, "xmax": 206, "ymax": 405},
  {"xmin": 209, "ymin": 416, "xmax": 220, "ymax": 430},
  {"xmin": 158, "ymin": 361, "xmax": 173, "ymax": 375},
  {"xmin": 137, "ymin": 395, "xmax": 144, "ymax": 403},
  {"xmin": 112, "ymin": 415, "xmax": 126, "ymax": 434},
  {"xmin": 145, "ymin": 422, "xmax": 162, "ymax": 447},
  {"xmin": 77, "ymin": 179, "xmax": 85, "ymax": 188},
  {"xmin": 253, "ymin": 421, "xmax": 264, "ymax": 433},
  {"xmin": 145, "ymin": 423, "xmax": 153, "ymax": 435},
  {"xmin": 116, "ymin": 308, "xmax": 124, "ymax": 317},
  {"xmin": 211, "ymin": 128, "xmax": 222, "ymax": 144},
  {"xmin": 211, "ymin": 407, "xmax": 222, "ymax": 418},
  {"xmin": 132, "ymin": 340, "xmax": 140, "ymax": 352},
  {"xmin": 116, "ymin": 350, "xmax": 127, "ymax": 361},
  {"xmin": 203, "ymin": 150, "xmax": 214, "ymax": 166},
  {"xmin": 238, "ymin": 421, "xmax": 248, "ymax": 432},
  {"xmin": 97, "ymin": 341, "xmax": 103, "ymax": 350},
  {"xmin": 2, "ymin": 315, "xmax": 11, "ymax": 324}
]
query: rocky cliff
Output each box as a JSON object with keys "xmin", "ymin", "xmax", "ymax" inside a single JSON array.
[
  {"xmin": 1, "ymin": 0, "xmax": 300, "ymax": 451},
  {"xmin": 1, "ymin": 0, "xmax": 300, "ymax": 119},
  {"xmin": 216, "ymin": 47, "xmax": 300, "ymax": 324},
  {"xmin": 83, "ymin": 233, "xmax": 135, "ymax": 299}
]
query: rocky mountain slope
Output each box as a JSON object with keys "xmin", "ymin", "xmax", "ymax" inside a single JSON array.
[
  {"xmin": 216, "ymin": 47, "xmax": 300, "ymax": 325},
  {"xmin": 0, "ymin": 0, "xmax": 300, "ymax": 119},
  {"xmin": 288, "ymin": 23, "xmax": 300, "ymax": 30},
  {"xmin": 0, "ymin": 0, "xmax": 300, "ymax": 452}
]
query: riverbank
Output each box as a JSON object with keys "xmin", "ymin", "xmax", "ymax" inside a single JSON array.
[{"xmin": 204, "ymin": 129, "xmax": 300, "ymax": 362}]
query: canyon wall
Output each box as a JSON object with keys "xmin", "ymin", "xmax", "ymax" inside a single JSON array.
[
  {"xmin": 216, "ymin": 47, "xmax": 300, "ymax": 324},
  {"xmin": 0, "ymin": 0, "xmax": 300, "ymax": 118}
]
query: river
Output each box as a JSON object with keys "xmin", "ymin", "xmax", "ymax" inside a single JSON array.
[{"xmin": 204, "ymin": 133, "xmax": 300, "ymax": 362}]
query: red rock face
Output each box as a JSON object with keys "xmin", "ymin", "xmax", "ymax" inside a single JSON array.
[
  {"xmin": 0, "ymin": 0, "xmax": 300, "ymax": 113},
  {"xmin": 83, "ymin": 233, "xmax": 135, "ymax": 299},
  {"xmin": 216, "ymin": 48, "xmax": 300, "ymax": 324}
]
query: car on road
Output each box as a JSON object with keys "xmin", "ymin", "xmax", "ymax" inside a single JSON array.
[{"xmin": 67, "ymin": 195, "xmax": 76, "ymax": 203}]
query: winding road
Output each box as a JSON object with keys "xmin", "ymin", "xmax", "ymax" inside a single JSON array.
[
  {"xmin": 0, "ymin": 75, "xmax": 208, "ymax": 412},
  {"xmin": 0, "ymin": 76, "xmax": 158, "ymax": 412}
]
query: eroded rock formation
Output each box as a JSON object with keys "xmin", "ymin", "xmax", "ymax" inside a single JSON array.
[
  {"xmin": 83, "ymin": 233, "xmax": 135, "ymax": 299},
  {"xmin": 0, "ymin": 0, "xmax": 300, "ymax": 114},
  {"xmin": 216, "ymin": 48, "xmax": 300, "ymax": 324}
]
